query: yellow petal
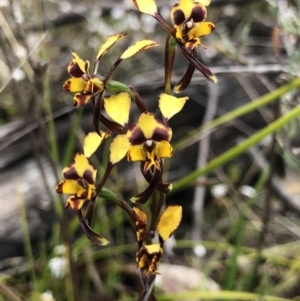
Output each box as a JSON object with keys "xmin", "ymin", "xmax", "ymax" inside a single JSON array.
[
  {"xmin": 144, "ymin": 244, "xmax": 161, "ymax": 254},
  {"xmin": 138, "ymin": 253, "xmax": 148, "ymax": 269},
  {"xmin": 120, "ymin": 40, "xmax": 159, "ymax": 60},
  {"xmin": 133, "ymin": 207, "xmax": 147, "ymax": 224},
  {"xmin": 96, "ymin": 33, "xmax": 127, "ymax": 61},
  {"xmin": 185, "ymin": 39, "xmax": 201, "ymax": 51},
  {"xmin": 65, "ymin": 196, "xmax": 86, "ymax": 210},
  {"xmin": 84, "ymin": 78, "xmax": 104, "ymax": 94},
  {"xmin": 128, "ymin": 112, "xmax": 171, "ymax": 141},
  {"xmin": 68, "ymin": 52, "xmax": 89, "ymax": 75},
  {"xmin": 64, "ymin": 153, "xmax": 96, "ymax": 182},
  {"xmin": 188, "ymin": 22, "xmax": 215, "ymax": 39},
  {"xmin": 157, "ymin": 205, "xmax": 182, "ymax": 242},
  {"xmin": 83, "ymin": 131, "xmax": 110, "ymax": 157},
  {"xmin": 104, "ymin": 92, "xmax": 131, "ymax": 126},
  {"xmin": 174, "ymin": 25, "xmax": 184, "ymax": 42},
  {"xmin": 73, "ymin": 93, "xmax": 93, "ymax": 107},
  {"xmin": 133, "ymin": 207, "xmax": 147, "ymax": 241},
  {"xmin": 63, "ymin": 77, "xmax": 87, "ymax": 92},
  {"xmin": 56, "ymin": 179, "xmax": 84, "ymax": 195},
  {"xmin": 110, "ymin": 134, "xmax": 130, "ymax": 164},
  {"xmin": 171, "ymin": 0, "xmax": 195, "ymax": 25},
  {"xmin": 171, "ymin": 1, "xmax": 209, "ymax": 28},
  {"xmin": 159, "ymin": 93, "xmax": 189, "ymax": 120},
  {"xmin": 156, "ymin": 141, "xmax": 173, "ymax": 158},
  {"xmin": 127, "ymin": 145, "xmax": 146, "ymax": 162},
  {"xmin": 198, "ymin": 0, "xmax": 211, "ymax": 6},
  {"xmin": 131, "ymin": 0, "xmax": 157, "ymax": 16}
]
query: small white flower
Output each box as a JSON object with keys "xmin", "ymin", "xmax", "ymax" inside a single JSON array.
[
  {"xmin": 193, "ymin": 244, "xmax": 207, "ymax": 257},
  {"xmin": 239, "ymin": 185, "xmax": 257, "ymax": 198},
  {"xmin": 40, "ymin": 290, "xmax": 55, "ymax": 301},
  {"xmin": 48, "ymin": 257, "xmax": 68, "ymax": 279},
  {"xmin": 211, "ymin": 184, "xmax": 228, "ymax": 198}
]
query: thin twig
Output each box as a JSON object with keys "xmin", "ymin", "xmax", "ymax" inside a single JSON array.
[
  {"xmin": 192, "ymin": 79, "xmax": 219, "ymax": 242},
  {"xmin": 0, "ymin": 282, "xmax": 22, "ymax": 301},
  {"xmin": 246, "ymin": 100, "xmax": 280, "ymax": 291}
]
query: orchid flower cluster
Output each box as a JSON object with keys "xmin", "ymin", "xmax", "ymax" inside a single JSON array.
[{"xmin": 56, "ymin": 0, "xmax": 215, "ymax": 298}]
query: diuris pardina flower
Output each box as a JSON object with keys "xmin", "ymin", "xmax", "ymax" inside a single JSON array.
[
  {"xmin": 63, "ymin": 33, "xmax": 127, "ymax": 106},
  {"xmin": 62, "ymin": 33, "xmax": 159, "ymax": 134},
  {"xmin": 56, "ymin": 153, "xmax": 97, "ymax": 211},
  {"xmin": 93, "ymin": 38, "xmax": 159, "ymax": 134},
  {"xmin": 63, "ymin": 33, "xmax": 158, "ymax": 113},
  {"xmin": 104, "ymin": 92, "xmax": 188, "ymax": 203},
  {"xmin": 63, "ymin": 52, "xmax": 104, "ymax": 107},
  {"xmin": 135, "ymin": 205, "xmax": 182, "ymax": 275},
  {"xmin": 131, "ymin": 0, "xmax": 217, "ymax": 92},
  {"xmin": 56, "ymin": 131, "xmax": 110, "ymax": 245},
  {"xmin": 171, "ymin": 0, "xmax": 214, "ymax": 50}
]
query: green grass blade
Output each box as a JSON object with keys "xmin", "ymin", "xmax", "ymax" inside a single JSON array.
[
  {"xmin": 157, "ymin": 290, "xmax": 295, "ymax": 301},
  {"xmin": 174, "ymin": 77, "xmax": 300, "ymax": 151},
  {"xmin": 171, "ymin": 104, "xmax": 300, "ymax": 194}
]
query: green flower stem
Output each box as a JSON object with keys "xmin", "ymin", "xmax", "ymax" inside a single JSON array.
[
  {"xmin": 106, "ymin": 80, "xmax": 135, "ymax": 99},
  {"xmin": 171, "ymin": 104, "xmax": 300, "ymax": 194},
  {"xmin": 100, "ymin": 187, "xmax": 135, "ymax": 227},
  {"xmin": 164, "ymin": 35, "xmax": 176, "ymax": 94},
  {"xmin": 174, "ymin": 77, "xmax": 300, "ymax": 151},
  {"xmin": 18, "ymin": 191, "xmax": 38, "ymax": 292}
]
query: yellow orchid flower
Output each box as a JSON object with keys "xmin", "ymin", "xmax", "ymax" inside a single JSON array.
[
  {"xmin": 56, "ymin": 153, "xmax": 97, "ymax": 211},
  {"xmin": 131, "ymin": 0, "xmax": 217, "ymax": 89},
  {"xmin": 136, "ymin": 205, "xmax": 182, "ymax": 275},
  {"xmin": 63, "ymin": 52, "xmax": 104, "ymax": 107},
  {"xmin": 170, "ymin": 0, "xmax": 215, "ymax": 50}
]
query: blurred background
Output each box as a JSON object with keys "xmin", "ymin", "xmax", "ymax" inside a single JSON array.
[{"xmin": 1, "ymin": 0, "xmax": 300, "ymax": 300}]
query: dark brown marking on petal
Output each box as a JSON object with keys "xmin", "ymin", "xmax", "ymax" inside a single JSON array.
[
  {"xmin": 83, "ymin": 169, "xmax": 94, "ymax": 185},
  {"xmin": 209, "ymin": 23, "xmax": 215, "ymax": 32},
  {"xmin": 63, "ymin": 80, "xmax": 71, "ymax": 91},
  {"xmin": 191, "ymin": 5, "xmax": 206, "ymax": 23},
  {"xmin": 77, "ymin": 178, "xmax": 88, "ymax": 189},
  {"xmin": 78, "ymin": 190, "xmax": 88, "ymax": 199},
  {"xmin": 70, "ymin": 197, "xmax": 86, "ymax": 211},
  {"xmin": 186, "ymin": 39, "xmax": 198, "ymax": 51},
  {"xmin": 63, "ymin": 165, "xmax": 80, "ymax": 180},
  {"xmin": 69, "ymin": 62, "xmax": 84, "ymax": 78},
  {"xmin": 56, "ymin": 182, "xmax": 64, "ymax": 194},
  {"xmin": 133, "ymin": 213, "xmax": 147, "ymax": 242},
  {"xmin": 172, "ymin": 9, "xmax": 185, "ymax": 25},
  {"xmin": 74, "ymin": 93, "xmax": 92, "ymax": 107},
  {"xmin": 149, "ymin": 252, "xmax": 161, "ymax": 274},
  {"xmin": 152, "ymin": 126, "xmax": 171, "ymax": 142},
  {"xmin": 128, "ymin": 126, "xmax": 146, "ymax": 145}
]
